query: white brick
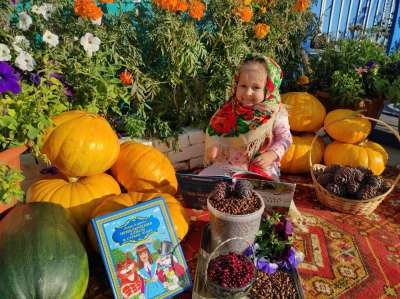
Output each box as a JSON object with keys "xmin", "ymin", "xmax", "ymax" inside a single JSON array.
[
  {"xmin": 189, "ymin": 156, "xmax": 204, "ymax": 169},
  {"xmin": 173, "ymin": 161, "xmax": 190, "ymax": 171},
  {"xmin": 167, "ymin": 143, "xmax": 204, "ymax": 163},
  {"xmin": 183, "ymin": 127, "xmax": 205, "ymax": 145},
  {"xmin": 152, "ymin": 134, "xmax": 190, "ymax": 153}
]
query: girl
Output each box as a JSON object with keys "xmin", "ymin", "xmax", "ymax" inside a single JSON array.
[
  {"xmin": 135, "ymin": 244, "xmax": 165, "ymax": 298},
  {"xmin": 200, "ymin": 53, "xmax": 306, "ymax": 230}
]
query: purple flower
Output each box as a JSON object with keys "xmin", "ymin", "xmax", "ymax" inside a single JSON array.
[
  {"xmin": 244, "ymin": 245, "xmax": 254, "ymax": 257},
  {"xmin": 49, "ymin": 72, "xmax": 66, "ymax": 83},
  {"xmin": 366, "ymin": 60, "xmax": 377, "ymax": 69},
  {"xmin": 274, "ymin": 218, "xmax": 293, "ymax": 240},
  {"xmin": 63, "ymin": 84, "xmax": 74, "ymax": 97},
  {"xmin": 285, "ymin": 219, "xmax": 294, "ymax": 237},
  {"xmin": 0, "ymin": 62, "xmax": 21, "ymax": 94},
  {"xmin": 29, "ymin": 73, "xmax": 41, "ymax": 86},
  {"xmin": 256, "ymin": 257, "xmax": 278, "ymax": 274}
]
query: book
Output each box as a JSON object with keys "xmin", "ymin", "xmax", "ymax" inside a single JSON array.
[
  {"xmin": 177, "ymin": 171, "xmax": 296, "ymax": 216},
  {"xmin": 91, "ymin": 197, "xmax": 192, "ymax": 299}
]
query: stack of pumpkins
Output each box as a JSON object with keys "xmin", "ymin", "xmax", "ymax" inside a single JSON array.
[
  {"xmin": 280, "ymin": 92, "xmax": 388, "ymax": 176},
  {"xmin": 26, "ymin": 110, "xmax": 189, "ymax": 249}
]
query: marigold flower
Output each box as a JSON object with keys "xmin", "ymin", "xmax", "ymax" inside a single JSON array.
[
  {"xmin": 293, "ymin": 0, "xmax": 310, "ymax": 12},
  {"xmin": 296, "ymin": 75, "xmax": 310, "ymax": 85},
  {"xmin": 189, "ymin": 1, "xmax": 206, "ymax": 21},
  {"xmin": 259, "ymin": 6, "xmax": 267, "ymax": 13},
  {"xmin": 74, "ymin": 0, "xmax": 103, "ymax": 20},
  {"xmin": 242, "ymin": 0, "xmax": 252, "ymax": 5},
  {"xmin": 120, "ymin": 70, "xmax": 133, "ymax": 85},
  {"xmin": 234, "ymin": 6, "xmax": 253, "ymax": 22},
  {"xmin": 99, "ymin": 0, "xmax": 114, "ymax": 2},
  {"xmin": 254, "ymin": 23, "xmax": 270, "ymax": 39},
  {"xmin": 177, "ymin": 0, "xmax": 189, "ymax": 12}
]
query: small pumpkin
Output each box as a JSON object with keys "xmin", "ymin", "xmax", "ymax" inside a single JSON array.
[
  {"xmin": 281, "ymin": 133, "xmax": 325, "ymax": 174},
  {"xmin": 87, "ymin": 192, "xmax": 189, "ymax": 250},
  {"xmin": 324, "ymin": 109, "xmax": 371, "ymax": 144},
  {"xmin": 27, "ymin": 173, "xmax": 121, "ymax": 228},
  {"xmin": 111, "ymin": 141, "xmax": 178, "ymax": 195},
  {"xmin": 281, "ymin": 92, "xmax": 326, "ymax": 132},
  {"xmin": 324, "ymin": 140, "xmax": 388, "ymax": 175},
  {"xmin": 42, "ymin": 110, "xmax": 120, "ymax": 177}
]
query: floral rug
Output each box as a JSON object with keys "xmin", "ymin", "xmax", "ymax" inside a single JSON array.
[{"xmin": 84, "ymin": 167, "xmax": 400, "ymax": 299}]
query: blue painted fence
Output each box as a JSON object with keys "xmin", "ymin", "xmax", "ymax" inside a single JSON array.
[{"xmin": 309, "ymin": 0, "xmax": 400, "ymax": 52}]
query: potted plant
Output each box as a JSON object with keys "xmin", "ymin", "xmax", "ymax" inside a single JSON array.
[
  {"xmin": 307, "ymin": 39, "xmax": 398, "ymax": 120},
  {"xmin": 0, "ymin": 1, "xmax": 70, "ymax": 167},
  {"xmin": 0, "ymin": 164, "xmax": 25, "ymax": 214}
]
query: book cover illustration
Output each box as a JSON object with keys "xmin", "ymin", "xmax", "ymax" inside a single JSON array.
[{"xmin": 91, "ymin": 197, "xmax": 192, "ymax": 299}]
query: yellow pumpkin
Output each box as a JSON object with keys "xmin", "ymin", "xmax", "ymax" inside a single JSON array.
[
  {"xmin": 87, "ymin": 192, "xmax": 189, "ymax": 250},
  {"xmin": 42, "ymin": 110, "xmax": 120, "ymax": 177},
  {"xmin": 27, "ymin": 173, "xmax": 121, "ymax": 228},
  {"xmin": 324, "ymin": 140, "xmax": 388, "ymax": 175},
  {"xmin": 324, "ymin": 109, "xmax": 371, "ymax": 144},
  {"xmin": 281, "ymin": 92, "xmax": 326, "ymax": 132},
  {"xmin": 111, "ymin": 141, "xmax": 178, "ymax": 195},
  {"xmin": 281, "ymin": 133, "xmax": 325, "ymax": 174}
]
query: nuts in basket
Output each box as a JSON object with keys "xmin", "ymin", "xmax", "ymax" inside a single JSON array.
[{"xmin": 315, "ymin": 165, "xmax": 392, "ymax": 200}]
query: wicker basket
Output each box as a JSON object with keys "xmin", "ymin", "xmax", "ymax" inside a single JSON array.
[{"xmin": 309, "ymin": 114, "xmax": 400, "ymax": 215}]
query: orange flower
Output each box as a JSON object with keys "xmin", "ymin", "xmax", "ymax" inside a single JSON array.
[
  {"xmin": 99, "ymin": 0, "xmax": 114, "ymax": 2},
  {"xmin": 74, "ymin": 0, "xmax": 103, "ymax": 20},
  {"xmin": 293, "ymin": 0, "xmax": 310, "ymax": 12},
  {"xmin": 189, "ymin": 1, "xmax": 206, "ymax": 21},
  {"xmin": 177, "ymin": 0, "xmax": 189, "ymax": 12},
  {"xmin": 120, "ymin": 71, "xmax": 133, "ymax": 85},
  {"xmin": 234, "ymin": 6, "xmax": 253, "ymax": 22},
  {"xmin": 254, "ymin": 23, "xmax": 270, "ymax": 39}
]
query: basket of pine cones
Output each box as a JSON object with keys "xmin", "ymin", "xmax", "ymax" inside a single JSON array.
[
  {"xmin": 311, "ymin": 164, "xmax": 396, "ymax": 215},
  {"xmin": 308, "ymin": 114, "xmax": 400, "ymax": 215}
]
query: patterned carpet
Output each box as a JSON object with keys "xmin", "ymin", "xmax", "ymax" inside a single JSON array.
[{"xmin": 83, "ymin": 167, "xmax": 400, "ymax": 298}]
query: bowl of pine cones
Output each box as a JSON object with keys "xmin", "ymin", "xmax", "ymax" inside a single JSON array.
[{"xmin": 311, "ymin": 164, "xmax": 395, "ymax": 215}]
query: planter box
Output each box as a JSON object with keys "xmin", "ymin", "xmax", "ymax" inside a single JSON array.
[{"xmin": 120, "ymin": 127, "xmax": 206, "ymax": 171}]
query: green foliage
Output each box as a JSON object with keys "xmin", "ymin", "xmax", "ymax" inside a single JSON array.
[
  {"xmin": 0, "ymin": 164, "xmax": 25, "ymax": 205},
  {"xmin": 308, "ymin": 39, "xmax": 400, "ymax": 106}
]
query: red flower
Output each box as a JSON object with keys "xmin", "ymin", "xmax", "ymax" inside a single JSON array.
[
  {"xmin": 119, "ymin": 70, "xmax": 133, "ymax": 85},
  {"xmin": 210, "ymin": 103, "xmax": 237, "ymax": 134},
  {"xmin": 236, "ymin": 104, "xmax": 253, "ymax": 120},
  {"xmin": 266, "ymin": 78, "xmax": 274, "ymax": 94}
]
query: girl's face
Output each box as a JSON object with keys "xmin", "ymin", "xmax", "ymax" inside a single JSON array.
[
  {"xmin": 139, "ymin": 251, "xmax": 149, "ymax": 263},
  {"xmin": 235, "ymin": 63, "xmax": 267, "ymax": 109}
]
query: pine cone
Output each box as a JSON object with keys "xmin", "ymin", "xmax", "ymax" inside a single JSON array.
[
  {"xmin": 334, "ymin": 167, "xmax": 355, "ymax": 184},
  {"xmin": 235, "ymin": 180, "xmax": 253, "ymax": 199},
  {"xmin": 317, "ymin": 173, "xmax": 334, "ymax": 187},
  {"xmin": 213, "ymin": 182, "xmax": 228, "ymax": 201},
  {"xmin": 346, "ymin": 179, "xmax": 361, "ymax": 196},
  {"xmin": 379, "ymin": 180, "xmax": 392, "ymax": 194},
  {"xmin": 353, "ymin": 168, "xmax": 365, "ymax": 182},
  {"xmin": 326, "ymin": 183, "xmax": 347, "ymax": 197},
  {"xmin": 356, "ymin": 167, "xmax": 373, "ymax": 180},
  {"xmin": 365, "ymin": 175, "xmax": 383, "ymax": 189},
  {"xmin": 356, "ymin": 185, "xmax": 377, "ymax": 200},
  {"xmin": 325, "ymin": 164, "xmax": 341, "ymax": 175}
]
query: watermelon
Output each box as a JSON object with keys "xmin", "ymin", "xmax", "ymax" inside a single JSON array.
[{"xmin": 0, "ymin": 202, "xmax": 89, "ymax": 299}]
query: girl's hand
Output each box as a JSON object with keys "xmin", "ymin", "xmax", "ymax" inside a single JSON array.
[
  {"xmin": 251, "ymin": 151, "xmax": 278, "ymax": 169},
  {"xmin": 207, "ymin": 146, "xmax": 218, "ymax": 161}
]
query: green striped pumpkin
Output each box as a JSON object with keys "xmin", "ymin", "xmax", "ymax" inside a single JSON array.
[{"xmin": 0, "ymin": 202, "xmax": 89, "ymax": 299}]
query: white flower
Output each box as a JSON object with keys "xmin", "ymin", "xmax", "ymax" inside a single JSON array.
[
  {"xmin": 17, "ymin": 12, "xmax": 32, "ymax": 31},
  {"xmin": 91, "ymin": 17, "xmax": 102, "ymax": 26},
  {"xmin": 31, "ymin": 5, "xmax": 41, "ymax": 14},
  {"xmin": 15, "ymin": 51, "xmax": 36, "ymax": 71},
  {"xmin": 43, "ymin": 30, "xmax": 59, "ymax": 47},
  {"xmin": 12, "ymin": 35, "xmax": 30, "ymax": 53},
  {"xmin": 0, "ymin": 44, "xmax": 11, "ymax": 61},
  {"xmin": 80, "ymin": 33, "xmax": 101, "ymax": 57}
]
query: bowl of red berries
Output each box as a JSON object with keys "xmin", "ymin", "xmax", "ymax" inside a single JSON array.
[{"xmin": 205, "ymin": 238, "xmax": 256, "ymax": 298}]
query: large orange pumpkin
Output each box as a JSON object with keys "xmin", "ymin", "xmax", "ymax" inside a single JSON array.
[
  {"xmin": 42, "ymin": 110, "xmax": 120, "ymax": 177},
  {"xmin": 324, "ymin": 140, "xmax": 388, "ymax": 175},
  {"xmin": 324, "ymin": 109, "xmax": 371, "ymax": 144},
  {"xmin": 281, "ymin": 133, "xmax": 325, "ymax": 174},
  {"xmin": 281, "ymin": 92, "xmax": 326, "ymax": 132},
  {"xmin": 111, "ymin": 141, "xmax": 178, "ymax": 195},
  {"xmin": 87, "ymin": 192, "xmax": 189, "ymax": 250},
  {"xmin": 27, "ymin": 173, "xmax": 121, "ymax": 228}
]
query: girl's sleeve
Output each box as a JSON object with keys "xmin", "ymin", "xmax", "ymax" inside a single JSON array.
[{"xmin": 269, "ymin": 107, "xmax": 293, "ymax": 161}]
